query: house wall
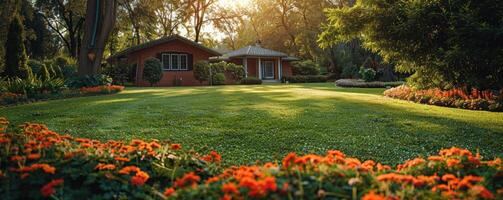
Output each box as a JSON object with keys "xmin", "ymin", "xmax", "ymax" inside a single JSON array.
[{"xmin": 127, "ymin": 40, "xmax": 219, "ymax": 87}]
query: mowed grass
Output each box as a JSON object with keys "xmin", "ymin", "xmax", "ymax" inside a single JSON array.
[{"xmin": 1, "ymin": 83, "xmax": 502, "ymax": 166}]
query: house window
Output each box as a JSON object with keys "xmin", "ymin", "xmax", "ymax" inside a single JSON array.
[{"xmin": 161, "ymin": 53, "xmax": 189, "ymax": 71}]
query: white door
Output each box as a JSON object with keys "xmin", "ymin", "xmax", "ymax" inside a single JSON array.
[{"xmin": 262, "ymin": 61, "xmax": 275, "ymax": 79}]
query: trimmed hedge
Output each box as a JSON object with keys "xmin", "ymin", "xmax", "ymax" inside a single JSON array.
[
  {"xmin": 282, "ymin": 75, "xmax": 328, "ymax": 83},
  {"xmin": 0, "ymin": 119, "xmax": 501, "ymax": 199},
  {"xmin": 241, "ymin": 77, "xmax": 262, "ymax": 85},
  {"xmin": 335, "ymin": 79, "xmax": 404, "ymax": 88}
]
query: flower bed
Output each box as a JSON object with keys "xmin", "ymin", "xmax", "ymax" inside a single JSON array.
[
  {"xmin": 384, "ymin": 85, "xmax": 503, "ymax": 111},
  {"xmin": 0, "ymin": 118, "xmax": 501, "ymax": 199},
  {"xmin": 335, "ymin": 79, "xmax": 404, "ymax": 88},
  {"xmin": 0, "ymin": 85, "xmax": 125, "ymax": 106}
]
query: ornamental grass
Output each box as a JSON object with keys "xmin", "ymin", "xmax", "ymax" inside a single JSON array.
[{"xmin": 0, "ymin": 117, "xmax": 501, "ymax": 199}]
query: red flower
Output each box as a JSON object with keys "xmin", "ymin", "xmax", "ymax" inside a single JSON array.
[
  {"xmin": 362, "ymin": 191, "xmax": 386, "ymax": 200},
  {"xmin": 222, "ymin": 182, "xmax": 239, "ymax": 194},
  {"xmin": 163, "ymin": 187, "xmax": 176, "ymax": 197},
  {"xmin": 40, "ymin": 179, "xmax": 64, "ymax": 197},
  {"xmin": 171, "ymin": 143, "xmax": 182, "ymax": 150}
]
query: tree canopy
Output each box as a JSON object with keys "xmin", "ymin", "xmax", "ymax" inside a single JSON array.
[{"xmin": 319, "ymin": 0, "xmax": 503, "ymax": 89}]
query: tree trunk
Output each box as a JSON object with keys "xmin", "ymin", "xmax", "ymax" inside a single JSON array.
[{"xmin": 78, "ymin": 0, "xmax": 118, "ymax": 75}]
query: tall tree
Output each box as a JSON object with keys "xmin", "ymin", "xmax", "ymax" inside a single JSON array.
[
  {"xmin": 153, "ymin": 0, "xmax": 190, "ymax": 37},
  {"xmin": 188, "ymin": 0, "xmax": 217, "ymax": 43},
  {"xmin": 78, "ymin": 0, "xmax": 118, "ymax": 75},
  {"xmin": 119, "ymin": 0, "xmax": 157, "ymax": 45},
  {"xmin": 3, "ymin": 14, "xmax": 30, "ymax": 78},
  {"xmin": 35, "ymin": 0, "xmax": 86, "ymax": 58}
]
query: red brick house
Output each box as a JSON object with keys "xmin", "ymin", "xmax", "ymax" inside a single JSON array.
[
  {"xmin": 108, "ymin": 35, "xmax": 298, "ymax": 86},
  {"xmin": 108, "ymin": 35, "xmax": 222, "ymax": 87}
]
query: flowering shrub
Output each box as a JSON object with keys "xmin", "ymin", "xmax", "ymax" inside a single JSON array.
[
  {"xmin": 80, "ymin": 85, "xmax": 125, "ymax": 94},
  {"xmin": 0, "ymin": 118, "xmax": 501, "ymax": 199},
  {"xmin": 0, "ymin": 92, "xmax": 27, "ymax": 105},
  {"xmin": 384, "ymin": 85, "xmax": 503, "ymax": 111}
]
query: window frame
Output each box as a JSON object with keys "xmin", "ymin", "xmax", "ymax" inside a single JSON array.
[{"xmin": 161, "ymin": 53, "xmax": 189, "ymax": 71}]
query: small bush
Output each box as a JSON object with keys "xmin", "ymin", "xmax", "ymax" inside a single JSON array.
[
  {"xmin": 282, "ymin": 75, "xmax": 328, "ymax": 83},
  {"xmin": 292, "ymin": 60, "xmax": 320, "ymax": 75},
  {"xmin": 102, "ymin": 63, "xmax": 135, "ymax": 85},
  {"xmin": 143, "ymin": 58, "xmax": 163, "ymax": 86},
  {"xmin": 193, "ymin": 61, "xmax": 211, "ymax": 83},
  {"xmin": 335, "ymin": 79, "xmax": 404, "ymax": 88},
  {"xmin": 51, "ymin": 56, "xmax": 77, "ymax": 79},
  {"xmin": 65, "ymin": 74, "xmax": 113, "ymax": 89},
  {"xmin": 359, "ymin": 67, "xmax": 376, "ymax": 82},
  {"xmin": 341, "ymin": 64, "xmax": 360, "ymax": 79},
  {"xmin": 212, "ymin": 73, "xmax": 226, "ymax": 85},
  {"xmin": 240, "ymin": 77, "xmax": 262, "ymax": 85}
]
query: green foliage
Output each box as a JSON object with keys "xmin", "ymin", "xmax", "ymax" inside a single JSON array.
[
  {"xmin": 27, "ymin": 59, "xmax": 45, "ymax": 75},
  {"xmin": 341, "ymin": 64, "xmax": 359, "ymax": 79},
  {"xmin": 143, "ymin": 58, "xmax": 163, "ymax": 86},
  {"xmin": 359, "ymin": 67, "xmax": 376, "ymax": 82},
  {"xmin": 240, "ymin": 77, "xmax": 263, "ymax": 85},
  {"xmin": 282, "ymin": 75, "xmax": 328, "ymax": 83},
  {"xmin": 193, "ymin": 61, "xmax": 245, "ymax": 85},
  {"xmin": 51, "ymin": 55, "xmax": 77, "ymax": 79},
  {"xmin": 292, "ymin": 60, "xmax": 320, "ymax": 75},
  {"xmin": 193, "ymin": 61, "xmax": 211, "ymax": 83},
  {"xmin": 102, "ymin": 63, "xmax": 135, "ymax": 85},
  {"xmin": 319, "ymin": 0, "xmax": 503, "ymax": 89},
  {"xmin": 212, "ymin": 73, "xmax": 226, "ymax": 85},
  {"xmin": 39, "ymin": 64, "xmax": 52, "ymax": 81},
  {"xmin": 3, "ymin": 14, "xmax": 29, "ymax": 79},
  {"xmin": 65, "ymin": 74, "xmax": 113, "ymax": 89},
  {"xmin": 0, "ymin": 76, "xmax": 65, "ymax": 98}
]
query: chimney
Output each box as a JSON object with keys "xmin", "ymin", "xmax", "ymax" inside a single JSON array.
[{"xmin": 255, "ymin": 40, "xmax": 262, "ymax": 47}]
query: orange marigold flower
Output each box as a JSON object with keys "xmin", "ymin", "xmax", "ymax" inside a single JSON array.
[
  {"xmin": 114, "ymin": 156, "xmax": 130, "ymax": 162},
  {"xmin": 119, "ymin": 166, "xmax": 140, "ymax": 175},
  {"xmin": 95, "ymin": 163, "xmax": 116, "ymax": 171},
  {"xmin": 441, "ymin": 174, "xmax": 457, "ymax": 182},
  {"xmin": 10, "ymin": 155, "xmax": 24, "ymax": 161},
  {"xmin": 282, "ymin": 153, "xmax": 296, "ymax": 168},
  {"xmin": 220, "ymin": 194, "xmax": 232, "ymax": 200},
  {"xmin": 428, "ymin": 156, "xmax": 444, "ymax": 162},
  {"xmin": 446, "ymin": 158, "xmax": 461, "ymax": 167},
  {"xmin": 164, "ymin": 187, "xmax": 176, "ymax": 197},
  {"xmin": 487, "ymin": 158, "xmax": 501, "ymax": 167},
  {"xmin": 40, "ymin": 179, "xmax": 64, "ymax": 197},
  {"xmin": 222, "ymin": 182, "xmax": 239, "ymax": 194},
  {"xmin": 376, "ymin": 163, "xmax": 391, "ymax": 171},
  {"xmin": 32, "ymin": 164, "xmax": 56, "ymax": 174},
  {"xmin": 27, "ymin": 153, "xmax": 41, "ymax": 160},
  {"xmin": 131, "ymin": 171, "xmax": 150, "ymax": 186},
  {"xmin": 362, "ymin": 191, "xmax": 386, "ymax": 200},
  {"xmin": 175, "ymin": 172, "xmax": 201, "ymax": 188},
  {"xmin": 470, "ymin": 185, "xmax": 495, "ymax": 199},
  {"xmin": 202, "ymin": 151, "xmax": 222, "ymax": 163},
  {"xmin": 263, "ymin": 177, "xmax": 277, "ymax": 192},
  {"xmin": 171, "ymin": 143, "xmax": 182, "ymax": 150}
]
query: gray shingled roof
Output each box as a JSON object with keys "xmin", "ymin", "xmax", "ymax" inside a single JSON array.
[
  {"xmin": 108, "ymin": 35, "xmax": 221, "ymax": 60},
  {"xmin": 223, "ymin": 45, "xmax": 289, "ymax": 58}
]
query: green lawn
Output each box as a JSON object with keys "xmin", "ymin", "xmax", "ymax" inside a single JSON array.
[{"xmin": 1, "ymin": 83, "xmax": 502, "ymax": 166}]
